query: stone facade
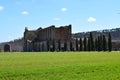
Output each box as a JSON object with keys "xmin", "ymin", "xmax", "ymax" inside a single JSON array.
[{"xmin": 23, "ymin": 25, "xmax": 72, "ymax": 52}]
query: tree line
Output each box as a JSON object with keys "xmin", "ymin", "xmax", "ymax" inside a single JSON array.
[
  {"xmin": 46, "ymin": 32, "xmax": 112, "ymax": 52},
  {"xmin": 76, "ymin": 32, "xmax": 112, "ymax": 52}
]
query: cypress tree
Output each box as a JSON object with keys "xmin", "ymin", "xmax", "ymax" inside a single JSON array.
[
  {"xmin": 70, "ymin": 41, "xmax": 73, "ymax": 51},
  {"xmin": 89, "ymin": 32, "xmax": 94, "ymax": 51},
  {"xmin": 102, "ymin": 35, "xmax": 107, "ymax": 51},
  {"xmin": 97, "ymin": 36, "xmax": 100, "ymax": 51},
  {"xmin": 76, "ymin": 38, "xmax": 78, "ymax": 51},
  {"xmin": 84, "ymin": 37, "xmax": 87, "ymax": 51},
  {"xmin": 95, "ymin": 38, "xmax": 98, "ymax": 51},
  {"xmin": 79, "ymin": 38, "xmax": 82, "ymax": 51},
  {"xmin": 88, "ymin": 37, "xmax": 90, "ymax": 51},
  {"xmin": 108, "ymin": 32, "xmax": 112, "ymax": 52},
  {"xmin": 97, "ymin": 35, "xmax": 103, "ymax": 51},
  {"xmin": 99, "ymin": 35, "xmax": 103, "ymax": 51}
]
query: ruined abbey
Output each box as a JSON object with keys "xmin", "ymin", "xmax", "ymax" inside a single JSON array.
[{"xmin": 23, "ymin": 25, "xmax": 72, "ymax": 52}]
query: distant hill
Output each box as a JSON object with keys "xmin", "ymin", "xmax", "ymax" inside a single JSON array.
[
  {"xmin": 72, "ymin": 27, "xmax": 120, "ymax": 50},
  {"xmin": 72, "ymin": 28, "xmax": 120, "ymax": 40}
]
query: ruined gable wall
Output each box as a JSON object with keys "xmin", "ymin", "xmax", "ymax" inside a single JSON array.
[{"xmin": 54, "ymin": 25, "xmax": 71, "ymax": 41}]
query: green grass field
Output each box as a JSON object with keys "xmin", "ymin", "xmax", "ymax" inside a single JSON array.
[{"xmin": 0, "ymin": 52, "xmax": 120, "ymax": 80}]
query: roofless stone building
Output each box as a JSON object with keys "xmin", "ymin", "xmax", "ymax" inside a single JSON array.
[{"xmin": 23, "ymin": 24, "xmax": 72, "ymax": 52}]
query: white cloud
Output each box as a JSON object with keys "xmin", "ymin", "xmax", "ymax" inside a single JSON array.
[
  {"xmin": 21, "ymin": 11, "xmax": 29, "ymax": 15},
  {"xmin": 87, "ymin": 17, "xmax": 96, "ymax": 22},
  {"xmin": 0, "ymin": 6, "xmax": 4, "ymax": 11},
  {"xmin": 61, "ymin": 8, "xmax": 67, "ymax": 12},
  {"xmin": 54, "ymin": 18, "xmax": 61, "ymax": 21}
]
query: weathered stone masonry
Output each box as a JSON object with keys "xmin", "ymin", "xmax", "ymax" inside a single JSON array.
[{"xmin": 23, "ymin": 25, "xmax": 72, "ymax": 52}]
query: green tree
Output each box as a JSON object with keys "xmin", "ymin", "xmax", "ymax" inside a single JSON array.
[
  {"xmin": 87, "ymin": 32, "xmax": 95, "ymax": 51},
  {"xmin": 95, "ymin": 38, "xmax": 98, "ymax": 51},
  {"xmin": 88, "ymin": 37, "xmax": 90, "ymax": 51},
  {"xmin": 102, "ymin": 35, "xmax": 107, "ymax": 51},
  {"xmin": 79, "ymin": 38, "xmax": 82, "ymax": 51},
  {"xmin": 97, "ymin": 35, "xmax": 103, "ymax": 51},
  {"xmin": 97, "ymin": 36, "xmax": 100, "ymax": 51},
  {"xmin": 89, "ymin": 32, "xmax": 94, "ymax": 51},
  {"xmin": 99, "ymin": 35, "xmax": 103, "ymax": 51},
  {"xmin": 84, "ymin": 37, "xmax": 87, "ymax": 51},
  {"xmin": 70, "ymin": 41, "xmax": 73, "ymax": 51},
  {"xmin": 108, "ymin": 32, "xmax": 112, "ymax": 52}
]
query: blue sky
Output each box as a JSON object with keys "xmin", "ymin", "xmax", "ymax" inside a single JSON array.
[{"xmin": 0, "ymin": 0, "xmax": 120, "ymax": 42}]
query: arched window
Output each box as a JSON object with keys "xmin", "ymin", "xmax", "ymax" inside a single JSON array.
[{"xmin": 4, "ymin": 44, "xmax": 10, "ymax": 52}]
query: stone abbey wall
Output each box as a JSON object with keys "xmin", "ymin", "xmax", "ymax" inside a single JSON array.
[{"xmin": 23, "ymin": 24, "xmax": 72, "ymax": 52}]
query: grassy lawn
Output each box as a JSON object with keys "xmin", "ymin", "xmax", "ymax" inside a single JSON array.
[{"xmin": 0, "ymin": 51, "xmax": 120, "ymax": 80}]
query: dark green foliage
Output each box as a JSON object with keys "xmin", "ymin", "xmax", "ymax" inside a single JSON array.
[
  {"xmin": 108, "ymin": 32, "xmax": 112, "ymax": 52},
  {"xmin": 90, "ymin": 32, "xmax": 94, "ymax": 51},
  {"xmin": 97, "ymin": 35, "xmax": 103, "ymax": 51},
  {"xmin": 97, "ymin": 36, "xmax": 100, "ymax": 51},
  {"xmin": 95, "ymin": 34, "xmax": 108, "ymax": 51},
  {"xmin": 102, "ymin": 35, "xmax": 107, "ymax": 51},
  {"xmin": 84, "ymin": 37, "xmax": 87, "ymax": 51},
  {"xmin": 76, "ymin": 38, "xmax": 78, "ymax": 51},
  {"xmin": 88, "ymin": 32, "xmax": 94, "ymax": 51},
  {"xmin": 88, "ymin": 37, "xmax": 90, "ymax": 51},
  {"xmin": 81, "ymin": 33, "xmax": 111, "ymax": 52},
  {"xmin": 95, "ymin": 38, "xmax": 98, "ymax": 51},
  {"xmin": 70, "ymin": 41, "xmax": 73, "ymax": 51},
  {"xmin": 84, "ymin": 33, "xmax": 108, "ymax": 52},
  {"xmin": 79, "ymin": 38, "xmax": 83, "ymax": 51},
  {"xmin": 99, "ymin": 35, "xmax": 103, "ymax": 51}
]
